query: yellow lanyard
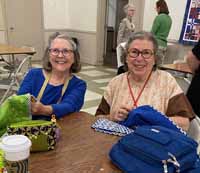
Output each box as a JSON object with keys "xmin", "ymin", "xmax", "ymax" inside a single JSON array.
[{"xmin": 37, "ymin": 72, "xmax": 70, "ymax": 103}]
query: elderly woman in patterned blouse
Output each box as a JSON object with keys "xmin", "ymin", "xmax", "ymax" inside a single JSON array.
[{"xmin": 96, "ymin": 31, "xmax": 194, "ymax": 131}]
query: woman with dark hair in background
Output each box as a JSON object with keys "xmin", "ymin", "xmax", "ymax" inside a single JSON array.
[
  {"xmin": 18, "ymin": 33, "xmax": 86, "ymax": 120},
  {"xmin": 151, "ymin": 0, "xmax": 172, "ymax": 64}
]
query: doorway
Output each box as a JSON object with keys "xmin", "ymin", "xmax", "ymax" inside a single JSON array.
[
  {"xmin": 103, "ymin": 0, "xmax": 128, "ymax": 68},
  {"xmin": 4, "ymin": 0, "xmax": 44, "ymax": 61},
  {"xmin": 103, "ymin": 0, "xmax": 145, "ymax": 67}
]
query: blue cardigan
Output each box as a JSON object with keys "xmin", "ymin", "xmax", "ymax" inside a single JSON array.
[{"xmin": 18, "ymin": 68, "xmax": 86, "ymax": 120}]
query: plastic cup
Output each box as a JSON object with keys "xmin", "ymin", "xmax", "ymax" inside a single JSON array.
[{"xmin": 0, "ymin": 135, "xmax": 31, "ymax": 173}]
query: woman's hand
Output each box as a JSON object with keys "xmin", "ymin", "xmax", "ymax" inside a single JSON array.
[
  {"xmin": 110, "ymin": 105, "xmax": 133, "ymax": 122},
  {"xmin": 31, "ymin": 101, "xmax": 53, "ymax": 116}
]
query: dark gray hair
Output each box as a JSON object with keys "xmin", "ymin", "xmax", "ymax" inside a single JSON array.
[
  {"xmin": 156, "ymin": 0, "xmax": 169, "ymax": 15},
  {"xmin": 43, "ymin": 32, "xmax": 81, "ymax": 73},
  {"xmin": 122, "ymin": 31, "xmax": 158, "ymax": 71}
]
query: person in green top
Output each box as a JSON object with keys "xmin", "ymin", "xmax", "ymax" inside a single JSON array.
[{"xmin": 151, "ymin": 0, "xmax": 172, "ymax": 64}]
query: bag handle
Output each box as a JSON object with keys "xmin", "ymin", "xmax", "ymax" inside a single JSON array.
[
  {"xmin": 35, "ymin": 71, "xmax": 71, "ymax": 122},
  {"xmin": 37, "ymin": 71, "xmax": 70, "ymax": 103},
  {"xmin": 162, "ymin": 153, "xmax": 180, "ymax": 173},
  {"xmin": 37, "ymin": 72, "xmax": 50, "ymax": 101}
]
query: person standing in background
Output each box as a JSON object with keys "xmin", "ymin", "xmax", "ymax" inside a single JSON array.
[
  {"xmin": 151, "ymin": 0, "xmax": 172, "ymax": 64},
  {"xmin": 186, "ymin": 40, "xmax": 200, "ymax": 118},
  {"xmin": 116, "ymin": 4, "xmax": 135, "ymax": 68}
]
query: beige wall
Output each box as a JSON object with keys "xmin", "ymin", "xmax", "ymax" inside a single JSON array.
[
  {"xmin": 44, "ymin": 30, "xmax": 98, "ymax": 65},
  {"xmin": 0, "ymin": 0, "xmax": 4, "ymax": 30},
  {"xmin": 43, "ymin": 0, "xmax": 99, "ymax": 65},
  {"xmin": 0, "ymin": 0, "xmax": 7, "ymax": 43},
  {"xmin": 43, "ymin": 0, "xmax": 97, "ymax": 32},
  {"xmin": 1, "ymin": 0, "xmax": 99, "ymax": 65},
  {"xmin": 0, "ymin": 31, "xmax": 6, "ymax": 43}
]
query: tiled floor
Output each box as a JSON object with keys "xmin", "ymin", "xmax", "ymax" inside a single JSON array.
[{"xmin": 77, "ymin": 65, "xmax": 116, "ymax": 115}]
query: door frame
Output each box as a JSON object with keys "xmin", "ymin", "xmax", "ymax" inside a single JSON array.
[
  {"xmin": 1, "ymin": 0, "xmax": 8, "ymax": 43},
  {"xmin": 96, "ymin": 0, "xmax": 145, "ymax": 66},
  {"xmin": 96, "ymin": 0, "xmax": 107, "ymax": 65}
]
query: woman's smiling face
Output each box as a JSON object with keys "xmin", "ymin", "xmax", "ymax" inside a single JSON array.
[
  {"xmin": 49, "ymin": 38, "xmax": 74, "ymax": 73},
  {"xmin": 126, "ymin": 39, "xmax": 155, "ymax": 80}
]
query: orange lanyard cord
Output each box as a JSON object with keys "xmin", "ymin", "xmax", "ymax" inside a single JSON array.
[{"xmin": 127, "ymin": 71, "xmax": 152, "ymax": 108}]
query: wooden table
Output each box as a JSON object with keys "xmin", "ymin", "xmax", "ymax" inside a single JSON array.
[
  {"xmin": 29, "ymin": 112, "xmax": 121, "ymax": 173},
  {"xmin": 0, "ymin": 44, "xmax": 36, "ymax": 69},
  {"xmin": 159, "ymin": 63, "xmax": 193, "ymax": 74},
  {"xmin": 0, "ymin": 44, "xmax": 36, "ymax": 56},
  {"xmin": 0, "ymin": 44, "xmax": 36, "ymax": 104}
]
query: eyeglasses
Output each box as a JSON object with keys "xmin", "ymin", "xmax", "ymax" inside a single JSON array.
[
  {"xmin": 49, "ymin": 48, "xmax": 73, "ymax": 57},
  {"xmin": 128, "ymin": 48, "xmax": 154, "ymax": 59}
]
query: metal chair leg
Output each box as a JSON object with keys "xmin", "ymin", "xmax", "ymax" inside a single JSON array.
[
  {"xmin": 0, "ymin": 56, "xmax": 32, "ymax": 104},
  {"xmin": 0, "ymin": 79, "xmax": 16, "ymax": 104}
]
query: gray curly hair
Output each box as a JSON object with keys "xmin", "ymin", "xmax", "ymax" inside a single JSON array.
[
  {"xmin": 123, "ymin": 3, "xmax": 135, "ymax": 14},
  {"xmin": 43, "ymin": 32, "xmax": 81, "ymax": 73},
  {"xmin": 122, "ymin": 31, "xmax": 158, "ymax": 71}
]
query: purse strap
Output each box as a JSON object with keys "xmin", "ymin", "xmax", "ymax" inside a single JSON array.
[
  {"xmin": 37, "ymin": 73, "xmax": 50, "ymax": 101},
  {"xmin": 37, "ymin": 71, "xmax": 70, "ymax": 103}
]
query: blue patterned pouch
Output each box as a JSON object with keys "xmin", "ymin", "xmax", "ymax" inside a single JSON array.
[{"xmin": 91, "ymin": 118, "xmax": 134, "ymax": 136}]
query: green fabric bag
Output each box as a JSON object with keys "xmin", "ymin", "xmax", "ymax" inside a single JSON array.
[
  {"xmin": 0, "ymin": 149, "xmax": 4, "ymax": 171},
  {"xmin": 7, "ymin": 120, "xmax": 57, "ymax": 152},
  {"xmin": 0, "ymin": 94, "xmax": 31, "ymax": 136}
]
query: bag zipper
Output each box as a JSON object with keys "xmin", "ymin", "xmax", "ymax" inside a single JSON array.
[
  {"xmin": 10, "ymin": 120, "xmax": 54, "ymax": 128},
  {"xmin": 120, "ymin": 134, "xmax": 193, "ymax": 172}
]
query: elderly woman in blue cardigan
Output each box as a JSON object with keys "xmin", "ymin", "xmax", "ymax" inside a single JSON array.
[{"xmin": 18, "ymin": 33, "xmax": 86, "ymax": 120}]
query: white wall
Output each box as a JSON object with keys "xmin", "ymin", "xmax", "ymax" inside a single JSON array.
[
  {"xmin": 107, "ymin": 0, "xmax": 117, "ymax": 27},
  {"xmin": 43, "ymin": 0, "xmax": 97, "ymax": 32},
  {"xmin": 43, "ymin": 0, "xmax": 98, "ymax": 65},
  {"xmin": 143, "ymin": 0, "xmax": 187, "ymax": 41},
  {"xmin": 43, "ymin": 0, "xmax": 69, "ymax": 29}
]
